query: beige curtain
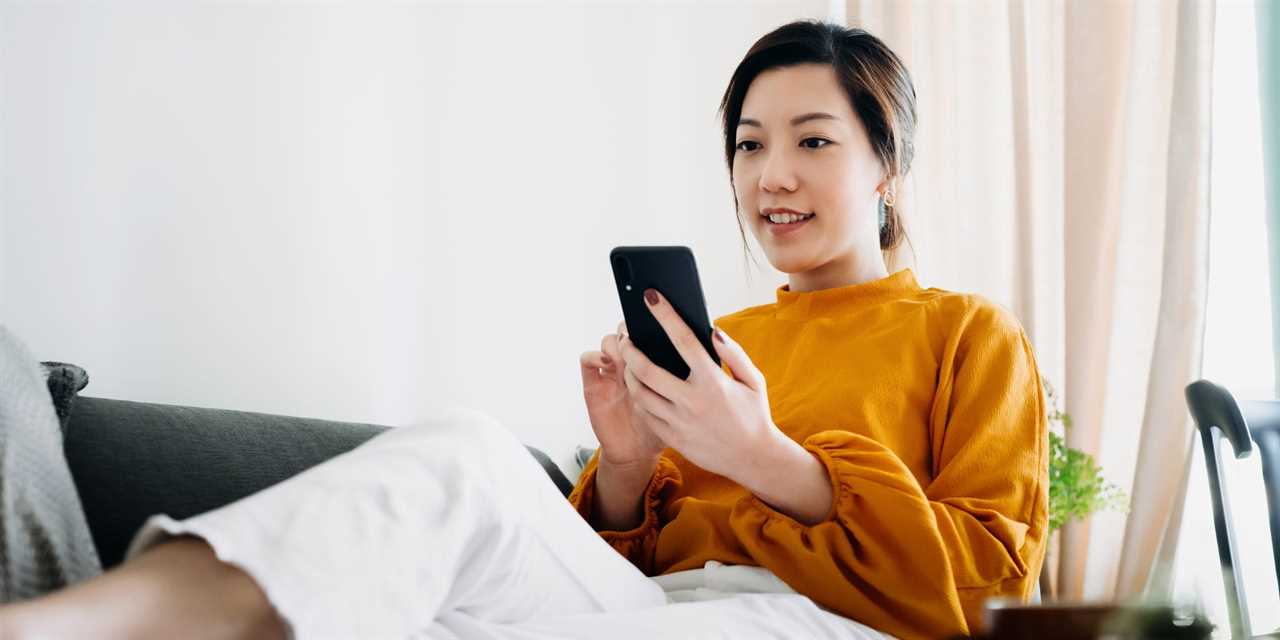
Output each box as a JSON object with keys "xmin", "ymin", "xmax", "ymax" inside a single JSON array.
[{"xmin": 842, "ymin": 0, "xmax": 1214, "ymax": 600}]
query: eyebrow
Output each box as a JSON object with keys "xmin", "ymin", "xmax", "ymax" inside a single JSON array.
[{"xmin": 737, "ymin": 112, "xmax": 840, "ymax": 128}]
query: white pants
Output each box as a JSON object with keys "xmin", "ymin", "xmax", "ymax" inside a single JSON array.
[{"xmin": 124, "ymin": 407, "xmax": 890, "ymax": 640}]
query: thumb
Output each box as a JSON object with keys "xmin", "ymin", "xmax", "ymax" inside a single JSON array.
[{"xmin": 711, "ymin": 327, "xmax": 765, "ymax": 392}]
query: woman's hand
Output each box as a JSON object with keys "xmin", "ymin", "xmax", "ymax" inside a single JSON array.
[
  {"xmin": 579, "ymin": 321, "xmax": 667, "ymax": 468},
  {"xmin": 617, "ymin": 288, "xmax": 780, "ymax": 481}
]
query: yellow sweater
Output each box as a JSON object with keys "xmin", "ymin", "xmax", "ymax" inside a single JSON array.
[{"xmin": 568, "ymin": 268, "xmax": 1048, "ymax": 639}]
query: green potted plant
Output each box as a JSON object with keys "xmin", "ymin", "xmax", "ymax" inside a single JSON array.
[{"xmin": 1040, "ymin": 377, "xmax": 1130, "ymax": 598}]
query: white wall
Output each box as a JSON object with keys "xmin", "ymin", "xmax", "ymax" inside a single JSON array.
[{"xmin": 0, "ymin": 1, "xmax": 833, "ymax": 467}]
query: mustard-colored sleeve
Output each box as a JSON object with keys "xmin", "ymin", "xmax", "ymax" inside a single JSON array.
[
  {"xmin": 725, "ymin": 304, "xmax": 1048, "ymax": 640},
  {"xmin": 567, "ymin": 449, "xmax": 683, "ymax": 575}
]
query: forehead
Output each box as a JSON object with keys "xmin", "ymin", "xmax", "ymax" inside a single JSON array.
[{"xmin": 739, "ymin": 63, "xmax": 853, "ymax": 125}]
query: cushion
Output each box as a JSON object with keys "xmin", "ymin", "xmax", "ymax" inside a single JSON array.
[
  {"xmin": 0, "ymin": 326, "xmax": 103, "ymax": 601},
  {"xmin": 39, "ymin": 361, "xmax": 89, "ymax": 438}
]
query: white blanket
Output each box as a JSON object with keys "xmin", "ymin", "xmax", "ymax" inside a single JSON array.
[
  {"xmin": 126, "ymin": 409, "xmax": 897, "ymax": 640},
  {"xmin": 426, "ymin": 561, "xmax": 895, "ymax": 640}
]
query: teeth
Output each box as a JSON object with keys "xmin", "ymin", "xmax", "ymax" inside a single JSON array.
[{"xmin": 767, "ymin": 212, "xmax": 813, "ymax": 224}]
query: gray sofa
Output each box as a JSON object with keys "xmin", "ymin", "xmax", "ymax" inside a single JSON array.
[{"xmin": 62, "ymin": 395, "xmax": 577, "ymax": 569}]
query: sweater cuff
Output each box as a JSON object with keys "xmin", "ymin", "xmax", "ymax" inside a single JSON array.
[
  {"xmin": 568, "ymin": 454, "xmax": 682, "ymax": 539},
  {"xmin": 737, "ymin": 434, "xmax": 845, "ymax": 526},
  {"xmin": 801, "ymin": 436, "xmax": 845, "ymax": 524}
]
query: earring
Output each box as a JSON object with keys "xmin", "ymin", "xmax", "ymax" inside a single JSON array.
[{"xmin": 878, "ymin": 189, "xmax": 895, "ymax": 230}]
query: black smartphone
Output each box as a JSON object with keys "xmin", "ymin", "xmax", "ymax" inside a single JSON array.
[{"xmin": 610, "ymin": 245, "xmax": 720, "ymax": 381}]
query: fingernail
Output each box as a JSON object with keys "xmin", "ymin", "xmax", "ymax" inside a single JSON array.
[
  {"xmin": 644, "ymin": 289, "xmax": 658, "ymax": 306},
  {"xmin": 601, "ymin": 354, "xmax": 613, "ymax": 365},
  {"xmin": 714, "ymin": 328, "xmax": 726, "ymax": 344}
]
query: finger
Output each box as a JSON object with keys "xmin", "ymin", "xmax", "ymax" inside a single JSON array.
[
  {"xmin": 580, "ymin": 352, "xmax": 616, "ymax": 382},
  {"xmin": 619, "ymin": 331, "xmax": 689, "ymax": 405},
  {"xmin": 621, "ymin": 358, "xmax": 661, "ymax": 402},
  {"xmin": 631, "ymin": 400, "xmax": 678, "ymax": 449},
  {"xmin": 642, "ymin": 288, "xmax": 717, "ymax": 378},
  {"xmin": 624, "ymin": 365, "xmax": 678, "ymax": 424},
  {"xmin": 581, "ymin": 350, "xmax": 614, "ymax": 372},
  {"xmin": 709, "ymin": 327, "xmax": 767, "ymax": 392},
  {"xmin": 601, "ymin": 332, "xmax": 624, "ymax": 367},
  {"xmin": 616, "ymin": 322, "xmax": 630, "ymax": 355}
]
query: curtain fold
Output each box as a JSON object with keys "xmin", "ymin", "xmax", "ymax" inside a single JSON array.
[
  {"xmin": 1112, "ymin": 0, "xmax": 1214, "ymax": 599},
  {"xmin": 843, "ymin": 0, "xmax": 1214, "ymax": 600},
  {"xmin": 1261, "ymin": 0, "xmax": 1280, "ymax": 397}
]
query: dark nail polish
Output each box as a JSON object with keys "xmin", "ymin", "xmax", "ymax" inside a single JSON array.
[
  {"xmin": 714, "ymin": 328, "xmax": 726, "ymax": 344},
  {"xmin": 644, "ymin": 289, "xmax": 658, "ymax": 306},
  {"xmin": 601, "ymin": 354, "xmax": 612, "ymax": 365}
]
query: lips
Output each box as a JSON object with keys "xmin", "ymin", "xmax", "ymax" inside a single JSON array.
[
  {"xmin": 763, "ymin": 213, "xmax": 814, "ymax": 236},
  {"xmin": 763, "ymin": 213, "xmax": 815, "ymax": 223},
  {"xmin": 761, "ymin": 207, "xmax": 813, "ymax": 217},
  {"xmin": 760, "ymin": 207, "xmax": 816, "ymax": 226}
]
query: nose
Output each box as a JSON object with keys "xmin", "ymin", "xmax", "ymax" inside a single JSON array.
[{"xmin": 758, "ymin": 149, "xmax": 798, "ymax": 194}]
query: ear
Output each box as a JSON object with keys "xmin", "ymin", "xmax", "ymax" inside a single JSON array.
[{"xmin": 877, "ymin": 172, "xmax": 897, "ymax": 194}]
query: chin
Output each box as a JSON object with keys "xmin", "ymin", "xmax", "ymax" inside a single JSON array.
[{"xmin": 760, "ymin": 250, "xmax": 813, "ymax": 275}]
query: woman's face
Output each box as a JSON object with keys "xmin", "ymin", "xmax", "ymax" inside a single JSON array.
[{"xmin": 732, "ymin": 63, "xmax": 887, "ymax": 283}]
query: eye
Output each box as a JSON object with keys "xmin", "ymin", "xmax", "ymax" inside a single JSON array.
[
  {"xmin": 801, "ymin": 137, "xmax": 832, "ymax": 149},
  {"xmin": 735, "ymin": 140, "xmax": 760, "ymax": 153}
]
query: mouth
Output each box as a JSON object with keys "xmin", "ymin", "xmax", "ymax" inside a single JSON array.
[
  {"xmin": 762, "ymin": 213, "xmax": 815, "ymax": 225},
  {"xmin": 760, "ymin": 209, "xmax": 815, "ymax": 236},
  {"xmin": 760, "ymin": 209, "xmax": 816, "ymax": 226}
]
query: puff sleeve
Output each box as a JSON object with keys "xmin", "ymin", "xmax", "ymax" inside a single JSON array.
[{"xmin": 725, "ymin": 303, "xmax": 1049, "ymax": 639}]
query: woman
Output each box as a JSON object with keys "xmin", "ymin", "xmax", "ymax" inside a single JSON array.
[
  {"xmin": 0, "ymin": 19, "xmax": 1046, "ymax": 640},
  {"xmin": 574, "ymin": 19, "xmax": 1048, "ymax": 638}
]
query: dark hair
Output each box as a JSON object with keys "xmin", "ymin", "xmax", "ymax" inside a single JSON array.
[{"xmin": 718, "ymin": 20, "xmax": 917, "ymax": 269}]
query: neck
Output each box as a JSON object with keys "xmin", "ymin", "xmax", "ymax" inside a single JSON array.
[{"xmin": 787, "ymin": 252, "xmax": 890, "ymax": 293}]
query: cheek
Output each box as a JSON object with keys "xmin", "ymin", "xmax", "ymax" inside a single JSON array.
[
  {"xmin": 732, "ymin": 172, "xmax": 755, "ymax": 211},
  {"xmin": 799, "ymin": 176, "xmax": 839, "ymax": 216},
  {"xmin": 731, "ymin": 164, "xmax": 750, "ymax": 193},
  {"xmin": 811, "ymin": 159, "xmax": 871, "ymax": 212}
]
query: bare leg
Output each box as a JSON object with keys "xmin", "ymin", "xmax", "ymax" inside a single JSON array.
[{"xmin": 0, "ymin": 536, "xmax": 286, "ymax": 640}]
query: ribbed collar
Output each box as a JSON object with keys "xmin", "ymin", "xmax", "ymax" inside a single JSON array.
[{"xmin": 774, "ymin": 268, "xmax": 921, "ymax": 320}]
